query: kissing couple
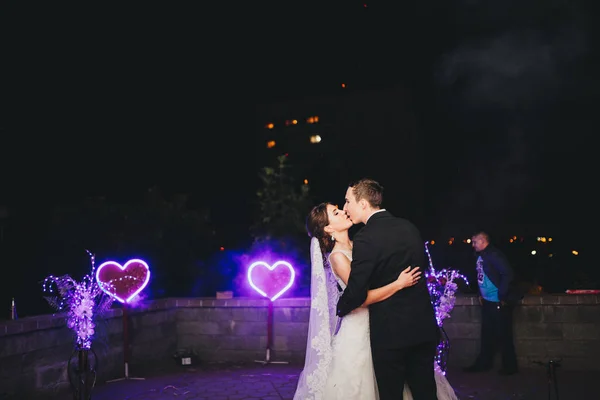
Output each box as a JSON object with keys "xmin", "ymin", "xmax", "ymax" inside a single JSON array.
[{"xmin": 294, "ymin": 179, "xmax": 458, "ymax": 400}]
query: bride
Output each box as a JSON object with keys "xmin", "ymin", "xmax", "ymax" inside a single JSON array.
[{"xmin": 294, "ymin": 202, "xmax": 458, "ymax": 400}]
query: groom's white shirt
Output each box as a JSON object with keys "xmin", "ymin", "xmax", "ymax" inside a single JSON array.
[{"xmin": 365, "ymin": 209, "xmax": 386, "ymax": 224}]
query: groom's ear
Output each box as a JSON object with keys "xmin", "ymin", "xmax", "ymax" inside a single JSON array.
[{"xmin": 359, "ymin": 199, "xmax": 368, "ymax": 209}]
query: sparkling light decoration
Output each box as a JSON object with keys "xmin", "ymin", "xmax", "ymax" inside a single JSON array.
[
  {"xmin": 424, "ymin": 241, "xmax": 469, "ymax": 374},
  {"xmin": 42, "ymin": 251, "xmax": 114, "ymax": 350},
  {"xmin": 247, "ymin": 260, "xmax": 295, "ymax": 301},
  {"xmin": 95, "ymin": 259, "xmax": 150, "ymax": 304}
]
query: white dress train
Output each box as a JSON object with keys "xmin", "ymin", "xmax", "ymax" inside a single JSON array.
[{"xmin": 324, "ymin": 249, "xmax": 458, "ymax": 400}]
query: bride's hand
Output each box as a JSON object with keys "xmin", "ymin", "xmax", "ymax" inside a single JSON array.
[{"xmin": 396, "ymin": 266, "xmax": 421, "ymax": 289}]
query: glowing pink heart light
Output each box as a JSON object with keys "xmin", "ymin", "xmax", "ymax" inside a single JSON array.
[
  {"xmin": 247, "ymin": 260, "xmax": 295, "ymax": 301},
  {"xmin": 95, "ymin": 259, "xmax": 151, "ymax": 303}
]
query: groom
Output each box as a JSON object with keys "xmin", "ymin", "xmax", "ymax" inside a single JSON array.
[{"xmin": 337, "ymin": 178, "xmax": 439, "ymax": 400}]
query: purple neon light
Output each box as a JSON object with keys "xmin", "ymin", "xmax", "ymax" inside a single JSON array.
[
  {"xmin": 247, "ymin": 260, "xmax": 295, "ymax": 301},
  {"xmin": 95, "ymin": 259, "xmax": 151, "ymax": 303}
]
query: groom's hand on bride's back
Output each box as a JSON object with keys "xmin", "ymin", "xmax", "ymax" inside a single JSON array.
[{"xmin": 396, "ymin": 266, "xmax": 421, "ymax": 290}]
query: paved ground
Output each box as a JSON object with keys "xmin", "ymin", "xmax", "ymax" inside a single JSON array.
[{"xmin": 32, "ymin": 362, "xmax": 596, "ymax": 399}]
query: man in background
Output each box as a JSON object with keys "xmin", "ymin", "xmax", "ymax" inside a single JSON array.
[{"xmin": 464, "ymin": 231, "xmax": 520, "ymax": 375}]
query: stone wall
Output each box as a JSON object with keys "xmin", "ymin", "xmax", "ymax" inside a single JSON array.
[
  {"xmin": 1, "ymin": 294, "xmax": 598, "ymax": 397},
  {"xmin": 176, "ymin": 298, "xmax": 309, "ymax": 363},
  {"xmin": 0, "ymin": 304, "xmax": 177, "ymax": 398},
  {"xmin": 445, "ymin": 294, "xmax": 600, "ymax": 370},
  {"xmin": 173, "ymin": 294, "xmax": 600, "ymax": 371}
]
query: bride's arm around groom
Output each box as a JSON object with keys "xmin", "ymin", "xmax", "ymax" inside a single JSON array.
[{"xmin": 336, "ymin": 231, "xmax": 377, "ymax": 317}]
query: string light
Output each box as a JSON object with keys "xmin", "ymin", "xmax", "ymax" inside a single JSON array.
[
  {"xmin": 95, "ymin": 259, "xmax": 151, "ymax": 304},
  {"xmin": 42, "ymin": 251, "xmax": 114, "ymax": 350},
  {"xmin": 424, "ymin": 241, "xmax": 469, "ymax": 374}
]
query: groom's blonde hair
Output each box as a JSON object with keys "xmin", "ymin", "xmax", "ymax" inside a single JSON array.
[{"xmin": 349, "ymin": 178, "xmax": 384, "ymax": 209}]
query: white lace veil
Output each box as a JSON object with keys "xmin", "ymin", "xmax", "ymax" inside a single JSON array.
[{"xmin": 293, "ymin": 237, "xmax": 341, "ymax": 400}]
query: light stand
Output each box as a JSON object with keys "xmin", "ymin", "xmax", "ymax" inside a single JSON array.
[
  {"xmin": 254, "ymin": 301, "xmax": 288, "ymax": 365},
  {"xmin": 107, "ymin": 304, "xmax": 145, "ymax": 382}
]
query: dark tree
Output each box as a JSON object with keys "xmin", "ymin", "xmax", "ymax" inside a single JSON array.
[{"xmin": 250, "ymin": 155, "xmax": 312, "ymax": 295}]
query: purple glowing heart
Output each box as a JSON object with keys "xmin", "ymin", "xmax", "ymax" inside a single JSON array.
[
  {"xmin": 247, "ymin": 260, "xmax": 295, "ymax": 301},
  {"xmin": 95, "ymin": 259, "xmax": 150, "ymax": 303}
]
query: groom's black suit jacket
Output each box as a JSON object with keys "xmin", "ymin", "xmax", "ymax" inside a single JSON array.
[{"xmin": 337, "ymin": 210, "xmax": 439, "ymax": 349}]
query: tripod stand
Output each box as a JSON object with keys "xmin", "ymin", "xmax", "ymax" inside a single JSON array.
[
  {"xmin": 533, "ymin": 359, "xmax": 561, "ymax": 400},
  {"xmin": 107, "ymin": 304, "xmax": 145, "ymax": 382}
]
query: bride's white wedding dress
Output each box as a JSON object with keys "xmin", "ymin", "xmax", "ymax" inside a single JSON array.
[{"xmin": 323, "ymin": 249, "xmax": 458, "ymax": 400}]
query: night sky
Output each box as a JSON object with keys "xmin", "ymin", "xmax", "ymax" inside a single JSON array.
[{"xmin": 2, "ymin": 2, "xmax": 596, "ymax": 290}]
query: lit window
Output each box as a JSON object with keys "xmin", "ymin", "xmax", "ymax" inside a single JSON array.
[
  {"xmin": 267, "ymin": 140, "xmax": 276, "ymax": 148},
  {"xmin": 310, "ymin": 135, "xmax": 322, "ymax": 143},
  {"xmin": 265, "ymin": 123, "xmax": 274, "ymax": 129}
]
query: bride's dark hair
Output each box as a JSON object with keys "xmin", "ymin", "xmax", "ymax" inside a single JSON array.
[{"xmin": 306, "ymin": 203, "xmax": 336, "ymax": 264}]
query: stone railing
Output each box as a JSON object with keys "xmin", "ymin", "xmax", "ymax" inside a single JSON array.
[
  {"xmin": 444, "ymin": 294, "xmax": 600, "ymax": 370},
  {"xmin": 0, "ymin": 302, "xmax": 178, "ymax": 398},
  {"xmin": 1, "ymin": 294, "xmax": 599, "ymax": 397}
]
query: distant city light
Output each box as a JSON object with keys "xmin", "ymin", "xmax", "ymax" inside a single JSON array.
[
  {"xmin": 572, "ymin": 250, "xmax": 579, "ymax": 256},
  {"xmin": 267, "ymin": 140, "xmax": 276, "ymax": 148},
  {"xmin": 292, "ymin": 119, "xmax": 297, "ymax": 125},
  {"xmin": 307, "ymin": 116, "xmax": 319, "ymax": 124},
  {"xmin": 341, "ymin": 83, "xmax": 346, "ymax": 88},
  {"xmin": 265, "ymin": 123, "xmax": 274, "ymax": 129},
  {"xmin": 310, "ymin": 135, "xmax": 322, "ymax": 143},
  {"xmin": 303, "ymin": 179, "xmax": 308, "ymax": 185},
  {"xmin": 531, "ymin": 250, "xmax": 537, "ymax": 255}
]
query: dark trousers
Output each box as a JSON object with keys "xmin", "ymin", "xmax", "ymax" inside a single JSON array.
[
  {"xmin": 475, "ymin": 299, "xmax": 518, "ymax": 371},
  {"xmin": 372, "ymin": 340, "xmax": 438, "ymax": 400}
]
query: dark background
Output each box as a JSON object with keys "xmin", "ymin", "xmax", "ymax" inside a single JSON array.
[{"xmin": 1, "ymin": 1, "xmax": 596, "ymax": 317}]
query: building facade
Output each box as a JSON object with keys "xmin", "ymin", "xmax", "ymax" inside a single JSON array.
[{"xmin": 256, "ymin": 87, "xmax": 424, "ymax": 220}]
